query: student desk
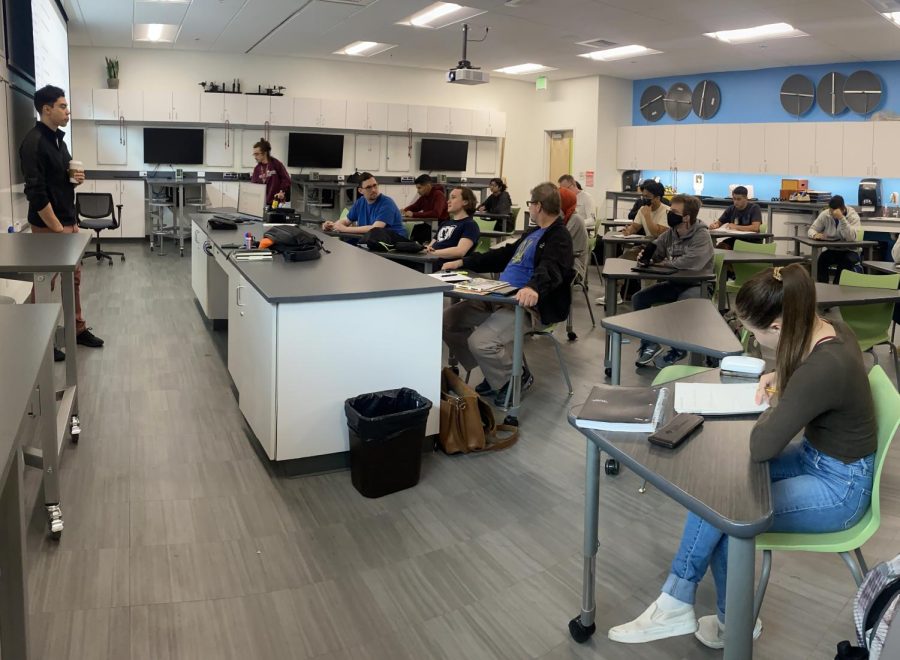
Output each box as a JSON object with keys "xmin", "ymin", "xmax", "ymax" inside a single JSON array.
[
  {"xmin": 0, "ymin": 304, "xmax": 61, "ymax": 659},
  {"xmin": 600, "ymin": 219, "xmax": 632, "ymax": 231},
  {"xmin": 600, "ymin": 231, "xmax": 653, "ymax": 261},
  {"xmin": 714, "ymin": 250, "xmax": 807, "ymax": 311},
  {"xmin": 815, "ymin": 282, "xmax": 900, "ymax": 308},
  {"xmin": 790, "ymin": 236, "xmax": 878, "ymax": 281},
  {"xmin": 567, "ymin": 368, "xmax": 772, "ymax": 660},
  {"xmin": 863, "ymin": 260, "xmax": 900, "ymax": 275},
  {"xmin": 601, "ymin": 298, "xmax": 743, "ymax": 384},
  {"xmin": 709, "ymin": 229, "xmax": 775, "ymax": 243},
  {"xmin": 191, "ymin": 217, "xmax": 450, "ymax": 469},
  {"xmin": 360, "ymin": 246, "xmax": 442, "ymax": 274}
]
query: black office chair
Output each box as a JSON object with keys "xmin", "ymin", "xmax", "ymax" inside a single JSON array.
[{"xmin": 76, "ymin": 192, "xmax": 125, "ymax": 266}]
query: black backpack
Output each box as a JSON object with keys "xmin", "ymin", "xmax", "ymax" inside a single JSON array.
[
  {"xmin": 410, "ymin": 222, "xmax": 433, "ymax": 244},
  {"xmin": 264, "ymin": 225, "xmax": 329, "ymax": 262},
  {"xmin": 364, "ymin": 227, "xmax": 424, "ymax": 254}
]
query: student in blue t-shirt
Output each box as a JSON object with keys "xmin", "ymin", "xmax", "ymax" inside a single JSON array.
[
  {"xmin": 426, "ymin": 186, "xmax": 480, "ymax": 259},
  {"xmin": 323, "ymin": 172, "xmax": 406, "ymax": 237}
]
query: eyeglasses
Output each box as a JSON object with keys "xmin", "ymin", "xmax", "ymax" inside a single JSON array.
[
  {"xmin": 527, "ymin": 200, "xmax": 540, "ymax": 206},
  {"xmin": 362, "ymin": 183, "xmax": 379, "ymax": 191}
]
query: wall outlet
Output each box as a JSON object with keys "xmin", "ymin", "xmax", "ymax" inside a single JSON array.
[
  {"xmin": 197, "ymin": 171, "xmax": 206, "ymax": 178},
  {"xmin": 139, "ymin": 171, "xmax": 148, "ymax": 177}
]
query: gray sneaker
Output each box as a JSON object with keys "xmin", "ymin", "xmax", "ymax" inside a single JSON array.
[{"xmin": 635, "ymin": 342, "xmax": 663, "ymax": 367}]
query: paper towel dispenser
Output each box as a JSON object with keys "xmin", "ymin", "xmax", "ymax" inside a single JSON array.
[{"xmin": 859, "ymin": 178, "xmax": 882, "ymax": 215}]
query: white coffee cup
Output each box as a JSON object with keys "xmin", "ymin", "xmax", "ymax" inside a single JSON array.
[{"xmin": 68, "ymin": 160, "xmax": 83, "ymax": 184}]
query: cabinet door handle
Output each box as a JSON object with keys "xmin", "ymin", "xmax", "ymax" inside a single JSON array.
[
  {"xmin": 225, "ymin": 119, "xmax": 230, "ymax": 148},
  {"xmin": 236, "ymin": 285, "xmax": 244, "ymax": 307}
]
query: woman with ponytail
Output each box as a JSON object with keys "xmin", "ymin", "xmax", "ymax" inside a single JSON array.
[{"xmin": 608, "ymin": 263, "xmax": 877, "ymax": 649}]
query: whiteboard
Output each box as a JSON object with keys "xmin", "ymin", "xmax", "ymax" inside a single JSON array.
[{"xmin": 32, "ymin": 0, "xmax": 70, "ymax": 150}]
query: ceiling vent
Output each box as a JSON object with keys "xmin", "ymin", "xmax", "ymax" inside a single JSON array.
[{"xmin": 577, "ymin": 38, "xmax": 618, "ymax": 49}]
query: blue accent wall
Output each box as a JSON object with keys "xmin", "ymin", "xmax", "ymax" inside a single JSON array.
[{"xmin": 633, "ymin": 60, "xmax": 900, "ymax": 203}]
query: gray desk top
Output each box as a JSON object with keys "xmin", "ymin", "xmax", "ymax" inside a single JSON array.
[
  {"xmin": 569, "ymin": 368, "xmax": 773, "ymax": 537},
  {"xmin": 0, "ymin": 304, "xmax": 59, "ymax": 479},
  {"xmin": 792, "ymin": 236, "xmax": 878, "ymax": 248},
  {"xmin": 714, "ymin": 249, "xmax": 807, "ymax": 265},
  {"xmin": 709, "ymin": 230, "xmax": 775, "ymax": 240},
  {"xmin": 601, "ymin": 257, "xmax": 716, "ymax": 283},
  {"xmin": 0, "ymin": 232, "xmax": 90, "ymax": 272},
  {"xmin": 863, "ymin": 260, "xmax": 900, "ymax": 275},
  {"xmin": 196, "ymin": 217, "xmax": 451, "ymax": 303},
  {"xmin": 602, "ymin": 298, "xmax": 744, "ymax": 357},
  {"xmin": 816, "ymin": 282, "xmax": 900, "ymax": 308},
  {"xmin": 603, "ymin": 231, "xmax": 653, "ymax": 243},
  {"xmin": 360, "ymin": 247, "xmax": 442, "ymax": 266}
]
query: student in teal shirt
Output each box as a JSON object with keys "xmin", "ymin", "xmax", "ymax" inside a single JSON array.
[{"xmin": 323, "ymin": 172, "xmax": 406, "ymax": 237}]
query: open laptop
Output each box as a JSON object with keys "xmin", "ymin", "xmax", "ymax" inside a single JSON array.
[{"xmin": 203, "ymin": 182, "xmax": 267, "ymax": 223}]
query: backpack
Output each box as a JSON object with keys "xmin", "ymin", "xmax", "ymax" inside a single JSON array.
[
  {"xmin": 364, "ymin": 227, "xmax": 424, "ymax": 254},
  {"xmin": 263, "ymin": 225, "xmax": 328, "ymax": 262},
  {"xmin": 410, "ymin": 222, "xmax": 433, "ymax": 244},
  {"xmin": 836, "ymin": 554, "xmax": 900, "ymax": 659}
]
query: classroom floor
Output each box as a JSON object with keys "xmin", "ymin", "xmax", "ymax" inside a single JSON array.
[{"xmin": 20, "ymin": 241, "xmax": 900, "ymax": 660}]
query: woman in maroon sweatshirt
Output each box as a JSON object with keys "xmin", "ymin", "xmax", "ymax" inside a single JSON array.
[{"xmin": 250, "ymin": 138, "xmax": 291, "ymax": 205}]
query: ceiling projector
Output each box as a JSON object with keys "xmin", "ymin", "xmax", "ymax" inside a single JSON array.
[{"xmin": 447, "ymin": 23, "xmax": 489, "ymax": 85}]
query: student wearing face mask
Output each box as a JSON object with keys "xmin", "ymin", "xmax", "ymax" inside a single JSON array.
[
  {"xmin": 632, "ymin": 194, "xmax": 714, "ymax": 368},
  {"xmin": 621, "ymin": 180, "xmax": 669, "ymax": 238}
]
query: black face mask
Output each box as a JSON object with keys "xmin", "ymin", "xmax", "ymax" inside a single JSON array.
[{"xmin": 667, "ymin": 210, "xmax": 684, "ymax": 228}]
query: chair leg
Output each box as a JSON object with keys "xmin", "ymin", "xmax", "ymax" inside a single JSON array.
[
  {"xmin": 839, "ymin": 551, "xmax": 866, "ymax": 587},
  {"xmin": 854, "ymin": 547, "xmax": 870, "ymax": 576},
  {"xmin": 638, "ymin": 479, "xmax": 648, "ymax": 494},
  {"xmin": 753, "ymin": 549, "xmax": 772, "ymax": 622},
  {"xmin": 591, "ymin": 251, "xmax": 602, "ymax": 281},
  {"xmin": 582, "ymin": 286, "xmax": 595, "ymax": 327},
  {"xmin": 549, "ymin": 333, "xmax": 574, "ymax": 395}
]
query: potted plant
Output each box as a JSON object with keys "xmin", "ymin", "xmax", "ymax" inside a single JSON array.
[{"xmin": 105, "ymin": 57, "xmax": 119, "ymax": 89}]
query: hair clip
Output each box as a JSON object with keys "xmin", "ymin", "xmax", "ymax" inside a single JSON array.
[{"xmin": 772, "ymin": 267, "xmax": 783, "ymax": 282}]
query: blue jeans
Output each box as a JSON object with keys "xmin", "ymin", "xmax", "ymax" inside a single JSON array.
[{"xmin": 662, "ymin": 439, "xmax": 875, "ymax": 621}]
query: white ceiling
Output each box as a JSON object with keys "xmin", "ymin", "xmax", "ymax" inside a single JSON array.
[{"xmin": 62, "ymin": 0, "xmax": 900, "ymax": 81}]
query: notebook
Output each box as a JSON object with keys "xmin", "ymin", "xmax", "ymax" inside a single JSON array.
[
  {"xmin": 673, "ymin": 382, "xmax": 769, "ymax": 416},
  {"xmin": 575, "ymin": 385, "xmax": 669, "ymax": 432},
  {"xmin": 429, "ymin": 271, "xmax": 471, "ymax": 283},
  {"xmin": 454, "ymin": 278, "xmax": 513, "ymax": 294}
]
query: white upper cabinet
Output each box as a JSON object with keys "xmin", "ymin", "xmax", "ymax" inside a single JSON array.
[
  {"xmin": 763, "ymin": 123, "xmax": 790, "ymax": 174},
  {"xmin": 672, "ymin": 124, "xmax": 695, "ymax": 171},
  {"xmin": 427, "ymin": 106, "xmax": 451, "ymax": 134},
  {"xmin": 118, "ymin": 90, "xmax": 143, "ymax": 121},
  {"xmin": 245, "ymin": 96, "xmax": 271, "ymax": 125},
  {"xmin": 92, "ymin": 89, "xmax": 119, "ymax": 121},
  {"xmin": 408, "ymin": 105, "xmax": 428, "ymax": 133},
  {"xmin": 471, "ymin": 109, "xmax": 490, "ymax": 137},
  {"xmin": 269, "ymin": 96, "xmax": 293, "ymax": 126},
  {"xmin": 387, "ymin": 104, "xmax": 410, "ymax": 132},
  {"xmin": 449, "ymin": 108, "xmax": 473, "ymax": 136},
  {"xmin": 616, "ymin": 126, "xmax": 637, "ymax": 170},
  {"xmin": 200, "ymin": 94, "xmax": 225, "ymax": 124},
  {"xmin": 295, "ymin": 97, "xmax": 346, "ymax": 129},
  {"xmin": 223, "ymin": 94, "xmax": 246, "ymax": 124},
  {"xmin": 715, "ymin": 125, "xmax": 741, "ymax": 173},
  {"xmin": 693, "ymin": 124, "xmax": 718, "ymax": 172},
  {"xmin": 320, "ymin": 99, "xmax": 346, "ymax": 129},
  {"xmin": 813, "ymin": 122, "xmax": 844, "ymax": 177},
  {"xmin": 143, "ymin": 92, "xmax": 173, "ymax": 122},
  {"xmin": 171, "ymin": 90, "xmax": 200, "ymax": 123},
  {"xmin": 872, "ymin": 122, "xmax": 900, "ymax": 177},
  {"xmin": 841, "ymin": 123, "xmax": 874, "ymax": 177},
  {"xmin": 788, "ymin": 123, "xmax": 816, "ymax": 175},
  {"xmin": 347, "ymin": 101, "xmax": 387, "ymax": 131},
  {"xmin": 293, "ymin": 97, "xmax": 320, "ymax": 127},
  {"xmin": 70, "ymin": 87, "xmax": 93, "ymax": 120},
  {"xmin": 488, "ymin": 111, "xmax": 506, "ymax": 137},
  {"xmin": 648, "ymin": 125, "xmax": 674, "ymax": 171},
  {"xmin": 739, "ymin": 124, "xmax": 766, "ymax": 173}
]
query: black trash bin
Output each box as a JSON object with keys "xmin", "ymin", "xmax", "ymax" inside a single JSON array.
[{"xmin": 344, "ymin": 388, "xmax": 432, "ymax": 498}]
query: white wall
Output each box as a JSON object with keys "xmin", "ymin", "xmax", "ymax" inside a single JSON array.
[{"xmin": 68, "ymin": 46, "xmax": 630, "ymax": 216}]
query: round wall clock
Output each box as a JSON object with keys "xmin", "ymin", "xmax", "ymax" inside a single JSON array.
[
  {"xmin": 844, "ymin": 70, "xmax": 883, "ymax": 115},
  {"xmin": 639, "ymin": 85, "xmax": 666, "ymax": 122},
  {"xmin": 691, "ymin": 79, "xmax": 721, "ymax": 119},
  {"xmin": 780, "ymin": 74, "xmax": 815, "ymax": 117},
  {"xmin": 817, "ymin": 72, "xmax": 847, "ymax": 116},
  {"xmin": 664, "ymin": 82, "xmax": 692, "ymax": 121}
]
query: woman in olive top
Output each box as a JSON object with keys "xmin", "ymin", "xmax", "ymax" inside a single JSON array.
[
  {"xmin": 426, "ymin": 186, "xmax": 480, "ymax": 259},
  {"xmin": 250, "ymin": 138, "xmax": 291, "ymax": 206},
  {"xmin": 608, "ymin": 263, "xmax": 877, "ymax": 649}
]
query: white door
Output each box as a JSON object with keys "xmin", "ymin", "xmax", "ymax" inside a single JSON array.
[
  {"xmin": 367, "ymin": 102, "xmax": 388, "ymax": 131},
  {"xmin": 739, "ymin": 124, "xmax": 766, "ymax": 173},
  {"xmin": 386, "ymin": 135, "xmax": 411, "ymax": 172},
  {"xmin": 245, "ymin": 96, "xmax": 270, "ymax": 126},
  {"xmin": 814, "ymin": 122, "xmax": 844, "ymax": 177},
  {"xmin": 693, "ymin": 124, "xmax": 718, "ymax": 172},
  {"xmin": 70, "ymin": 87, "xmax": 93, "ymax": 120},
  {"xmin": 320, "ymin": 99, "xmax": 346, "ymax": 129},
  {"xmin": 119, "ymin": 180, "xmax": 147, "ymax": 238},
  {"xmin": 97, "ymin": 125, "xmax": 127, "ymax": 165},
  {"xmin": 649, "ymin": 125, "xmax": 675, "ymax": 171},
  {"xmin": 764, "ymin": 123, "xmax": 790, "ymax": 175},
  {"xmin": 788, "ymin": 123, "xmax": 817, "ymax": 175},
  {"xmin": 355, "ymin": 134, "xmax": 381, "ymax": 171},
  {"xmin": 92, "ymin": 89, "xmax": 118, "ymax": 121},
  {"xmin": 616, "ymin": 126, "xmax": 636, "ymax": 170},
  {"xmin": 205, "ymin": 128, "xmax": 234, "ymax": 167},
  {"xmin": 449, "ymin": 108, "xmax": 473, "ymax": 136},
  {"xmin": 117, "ymin": 90, "xmax": 143, "ymax": 122},
  {"xmin": 346, "ymin": 100, "xmax": 367, "ymax": 130},
  {"xmin": 387, "ymin": 104, "xmax": 409, "ymax": 132},
  {"xmin": 715, "ymin": 125, "xmax": 741, "ymax": 173},
  {"xmin": 269, "ymin": 96, "xmax": 293, "ymax": 126},
  {"xmin": 873, "ymin": 122, "xmax": 900, "ymax": 178},
  {"xmin": 143, "ymin": 92, "xmax": 172, "ymax": 122},
  {"xmin": 408, "ymin": 105, "xmax": 428, "ymax": 133},
  {"xmin": 427, "ymin": 106, "xmax": 450, "ymax": 134},
  {"xmin": 223, "ymin": 94, "xmax": 246, "ymax": 124},
  {"xmin": 842, "ymin": 122, "xmax": 875, "ymax": 177},
  {"xmin": 200, "ymin": 94, "xmax": 225, "ymax": 124},
  {"xmin": 171, "ymin": 91, "xmax": 200, "ymax": 123},
  {"xmin": 237, "ymin": 281, "xmax": 277, "ymax": 458},
  {"xmin": 294, "ymin": 97, "xmax": 320, "ymax": 127}
]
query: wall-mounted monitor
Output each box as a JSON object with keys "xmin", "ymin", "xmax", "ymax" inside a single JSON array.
[
  {"xmin": 287, "ymin": 133, "xmax": 344, "ymax": 168},
  {"xmin": 420, "ymin": 139, "xmax": 467, "ymax": 171},
  {"xmin": 143, "ymin": 128, "xmax": 204, "ymax": 164}
]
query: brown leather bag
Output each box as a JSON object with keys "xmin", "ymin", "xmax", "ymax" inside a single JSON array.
[{"xmin": 439, "ymin": 368, "xmax": 519, "ymax": 454}]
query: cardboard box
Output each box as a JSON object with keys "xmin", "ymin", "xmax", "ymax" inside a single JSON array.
[{"xmin": 781, "ymin": 179, "xmax": 809, "ymax": 191}]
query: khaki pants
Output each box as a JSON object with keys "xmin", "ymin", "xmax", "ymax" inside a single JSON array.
[
  {"xmin": 29, "ymin": 224, "xmax": 87, "ymax": 334},
  {"xmin": 443, "ymin": 300, "xmax": 521, "ymax": 391}
]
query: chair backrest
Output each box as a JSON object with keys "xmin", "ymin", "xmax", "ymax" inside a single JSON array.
[
  {"xmin": 733, "ymin": 239, "xmax": 777, "ymax": 255},
  {"xmin": 837, "ymin": 270, "xmax": 900, "ymax": 350},
  {"xmin": 339, "ymin": 207, "xmax": 350, "ymax": 220},
  {"xmin": 857, "ymin": 227, "xmax": 865, "ymax": 242},
  {"xmin": 474, "ymin": 217, "xmax": 495, "ymax": 253},
  {"xmin": 732, "ymin": 239, "xmax": 778, "ymax": 288},
  {"xmin": 76, "ymin": 192, "xmax": 115, "ymax": 219},
  {"xmin": 403, "ymin": 221, "xmax": 415, "ymax": 238},
  {"xmin": 866, "ymin": 366, "xmax": 900, "ymax": 528},
  {"xmin": 509, "ymin": 206, "xmax": 520, "ymax": 229},
  {"xmin": 652, "ymin": 365, "xmax": 713, "ymax": 386},
  {"xmin": 759, "ymin": 222, "xmax": 768, "ymax": 233}
]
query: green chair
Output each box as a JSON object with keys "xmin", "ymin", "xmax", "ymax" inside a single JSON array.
[
  {"xmin": 339, "ymin": 207, "xmax": 350, "ymax": 220},
  {"xmin": 837, "ymin": 270, "xmax": 900, "ymax": 389},
  {"xmin": 403, "ymin": 221, "xmax": 416, "ymax": 239},
  {"xmin": 753, "ymin": 365, "xmax": 900, "ymax": 621},
  {"xmin": 726, "ymin": 239, "xmax": 777, "ymax": 295},
  {"xmin": 508, "ymin": 206, "xmax": 520, "ymax": 232},
  {"xmin": 474, "ymin": 217, "xmax": 495, "ymax": 254},
  {"xmin": 652, "ymin": 365, "xmax": 713, "ymax": 387}
]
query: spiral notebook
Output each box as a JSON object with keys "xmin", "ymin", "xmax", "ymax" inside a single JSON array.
[{"xmin": 673, "ymin": 382, "xmax": 769, "ymax": 415}]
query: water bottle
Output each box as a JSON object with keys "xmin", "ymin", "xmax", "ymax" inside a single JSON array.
[{"xmin": 243, "ymin": 232, "xmax": 252, "ymax": 250}]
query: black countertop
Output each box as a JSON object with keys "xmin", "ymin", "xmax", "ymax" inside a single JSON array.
[{"xmin": 193, "ymin": 215, "xmax": 451, "ymax": 303}]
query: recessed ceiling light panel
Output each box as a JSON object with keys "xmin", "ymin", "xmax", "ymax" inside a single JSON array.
[
  {"xmin": 133, "ymin": 23, "xmax": 179, "ymax": 42},
  {"xmin": 398, "ymin": 2, "xmax": 486, "ymax": 29},
  {"xmin": 704, "ymin": 22, "xmax": 807, "ymax": 44},
  {"xmin": 493, "ymin": 63, "xmax": 556, "ymax": 75},
  {"xmin": 578, "ymin": 45, "xmax": 661, "ymax": 62},
  {"xmin": 334, "ymin": 41, "xmax": 397, "ymax": 57}
]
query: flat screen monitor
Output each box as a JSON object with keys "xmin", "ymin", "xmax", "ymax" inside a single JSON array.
[
  {"xmin": 419, "ymin": 139, "xmax": 468, "ymax": 171},
  {"xmin": 238, "ymin": 181, "xmax": 266, "ymax": 218},
  {"xmin": 143, "ymin": 128, "xmax": 204, "ymax": 164},
  {"xmin": 287, "ymin": 133, "xmax": 344, "ymax": 168}
]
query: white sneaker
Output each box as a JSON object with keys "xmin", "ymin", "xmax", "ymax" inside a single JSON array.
[
  {"xmin": 694, "ymin": 614, "xmax": 763, "ymax": 649},
  {"xmin": 608, "ymin": 601, "xmax": 697, "ymax": 644}
]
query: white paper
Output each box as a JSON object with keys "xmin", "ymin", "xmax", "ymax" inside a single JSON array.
[
  {"xmin": 429, "ymin": 271, "xmax": 471, "ymax": 283},
  {"xmin": 674, "ymin": 382, "xmax": 769, "ymax": 415}
]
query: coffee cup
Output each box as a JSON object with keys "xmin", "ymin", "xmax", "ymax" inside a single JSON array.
[{"xmin": 68, "ymin": 160, "xmax": 84, "ymax": 184}]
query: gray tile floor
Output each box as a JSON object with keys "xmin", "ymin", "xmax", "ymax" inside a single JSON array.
[{"xmin": 21, "ymin": 242, "xmax": 900, "ymax": 659}]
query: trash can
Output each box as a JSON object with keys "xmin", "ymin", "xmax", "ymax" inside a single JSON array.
[{"xmin": 344, "ymin": 388, "xmax": 432, "ymax": 498}]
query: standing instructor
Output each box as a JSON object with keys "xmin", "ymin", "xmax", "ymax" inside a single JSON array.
[{"xmin": 20, "ymin": 85, "xmax": 103, "ymax": 357}]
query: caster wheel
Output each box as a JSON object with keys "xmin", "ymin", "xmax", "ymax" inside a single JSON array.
[
  {"xmin": 108, "ymin": 261, "xmax": 113, "ymax": 267},
  {"xmin": 503, "ymin": 415, "xmax": 519, "ymax": 427},
  {"xmin": 121, "ymin": 256, "xmax": 126, "ymax": 262},
  {"xmin": 567, "ymin": 331, "xmax": 577, "ymax": 341},
  {"xmin": 150, "ymin": 244, "xmax": 154, "ymax": 252},
  {"xmin": 604, "ymin": 459, "xmax": 619, "ymax": 475},
  {"xmin": 568, "ymin": 616, "xmax": 596, "ymax": 643},
  {"xmin": 604, "ymin": 367, "xmax": 612, "ymax": 377},
  {"xmin": 180, "ymin": 250, "xmax": 184, "ymax": 257},
  {"xmin": 49, "ymin": 529, "xmax": 61, "ymax": 541}
]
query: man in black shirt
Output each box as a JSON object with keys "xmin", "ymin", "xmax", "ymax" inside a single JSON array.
[
  {"xmin": 20, "ymin": 85, "xmax": 103, "ymax": 355},
  {"xmin": 708, "ymin": 185, "xmax": 762, "ymax": 249}
]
